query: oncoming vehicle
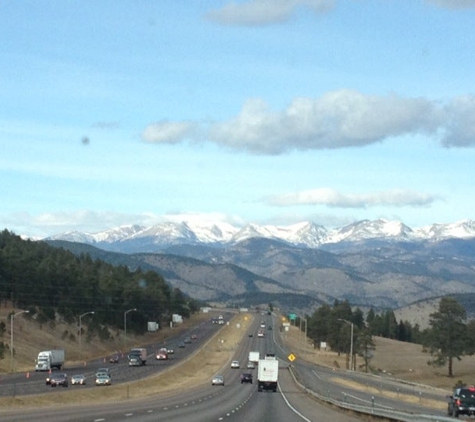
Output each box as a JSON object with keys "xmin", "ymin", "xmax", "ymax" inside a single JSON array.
[
  {"xmin": 231, "ymin": 360, "xmax": 240, "ymax": 369},
  {"xmin": 71, "ymin": 374, "xmax": 86, "ymax": 385},
  {"xmin": 156, "ymin": 348, "xmax": 168, "ymax": 360},
  {"xmin": 109, "ymin": 355, "xmax": 120, "ymax": 364},
  {"xmin": 50, "ymin": 373, "xmax": 69, "ymax": 387},
  {"xmin": 95, "ymin": 374, "xmax": 111, "ymax": 386},
  {"xmin": 448, "ymin": 386, "xmax": 475, "ymax": 417},
  {"xmin": 95, "ymin": 368, "xmax": 110, "ymax": 378},
  {"xmin": 212, "ymin": 375, "xmax": 224, "ymax": 386}
]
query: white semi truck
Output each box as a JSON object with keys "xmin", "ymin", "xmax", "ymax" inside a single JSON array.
[
  {"xmin": 35, "ymin": 350, "xmax": 65, "ymax": 371},
  {"xmin": 257, "ymin": 355, "xmax": 279, "ymax": 392}
]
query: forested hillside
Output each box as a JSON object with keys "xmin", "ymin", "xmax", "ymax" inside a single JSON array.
[{"xmin": 0, "ymin": 230, "xmax": 199, "ymax": 336}]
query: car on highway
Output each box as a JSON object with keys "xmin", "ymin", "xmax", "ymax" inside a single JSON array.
[
  {"xmin": 178, "ymin": 342, "xmax": 185, "ymax": 348},
  {"xmin": 95, "ymin": 374, "xmax": 111, "ymax": 386},
  {"xmin": 109, "ymin": 354, "xmax": 120, "ymax": 364},
  {"xmin": 167, "ymin": 347, "xmax": 174, "ymax": 354},
  {"xmin": 240, "ymin": 373, "xmax": 253, "ymax": 384},
  {"xmin": 71, "ymin": 374, "xmax": 86, "ymax": 385},
  {"xmin": 231, "ymin": 360, "xmax": 240, "ymax": 369},
  {"xmin": 50, "ymin": 373, "xmax": 69, "ymax": 387},
  {"xmin": 448, "ymin": 386, "xmax": 475, "ymax": 417},
  {"xmin": 211, "ymin": 374, "xmax": 224, "ymax": 386},
  {"xmin": 95, "ymin": 368, "xmax": 110, "ymax": 378},
  {"xmin": 184, "ymin": 337, "xmax": 192, "ymax": 344},
  {"xmin": 156, "ymin": 348, "xmax": 168, "ymax": 360},
  {"xmin": 247, "ymin": 361, "xmax": 255, "ymax": 369}
]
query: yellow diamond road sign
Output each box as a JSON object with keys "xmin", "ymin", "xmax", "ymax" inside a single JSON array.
[{"xmin": 288, "ymin": 353, "xmax": 296, "ymax": 362}]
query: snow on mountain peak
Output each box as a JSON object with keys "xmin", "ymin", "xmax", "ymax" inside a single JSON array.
[{"xmin": 45, "ymin": 218, "xmax": 475, "ymax": 250}]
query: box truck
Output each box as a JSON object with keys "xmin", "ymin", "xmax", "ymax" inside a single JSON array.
[
  {"xmin": 35, "ymin": 350, "xmax": 65, "ymax": 371},
  {"xmin": 248, "ymin": 351, "xmax": 260, "ymax": 363},
  {"xmin": 257, "ymin": 355, "xmax": 278, "ymax": 392}
]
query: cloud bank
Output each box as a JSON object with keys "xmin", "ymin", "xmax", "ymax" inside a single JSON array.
[
  {"xmin": 206, "ymin": 0, "xmax": 335, "ymax": 26},
  {"xmin": 142, "ymin": 90, "xmax": 475, "ymax": 154},
  {"xmin": 263, "ymin": 188, "xmax": 438, "ymax": 208},
  {"xmin": 205, "ymin": 0, "xmax": 475, "ymax": 27},
  {"xmin": 426, "ymin": 0, "xmax": 475, "ymax": 9}
]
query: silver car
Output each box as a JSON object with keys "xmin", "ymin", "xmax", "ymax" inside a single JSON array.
[
  {"xmin": 212, "ymin": 374, "xmax": 224, "ymax": 386},
  {"xmin": 95, "ymin": 374, "xmax": 111, "ymax": 386},
  {"xmin": 71, "ymin": 374, "xmax": 86, "ymax": 385}
]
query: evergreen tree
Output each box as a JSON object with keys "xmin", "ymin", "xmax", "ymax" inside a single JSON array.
[{"xmin": 423, "ymin": 297, "xmax": 468, "ymax": 377}]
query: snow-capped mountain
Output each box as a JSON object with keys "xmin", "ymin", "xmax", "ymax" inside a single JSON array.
[
  {"xmin": 325, "ymin": 219, "xmax": 416, "ymax": 244},
  {"xmin": 45, "ymin": 218, "xmax": 475, "ymax": 253}
]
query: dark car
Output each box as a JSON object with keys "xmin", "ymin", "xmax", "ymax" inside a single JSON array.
[
  {"xmin": 448, "ymin": 386, "xmax": 475, "ymax": 417},
  {"xmin": 50, "ymin": 373, "xmax": 69, "ymax": 387},
  {"xmin": 240, "ymin": 373, "xmax": 253, "ymax": 384},
  {"xmin": 109, "ymin": 354, "xmax": 120, "ymax": 363}
]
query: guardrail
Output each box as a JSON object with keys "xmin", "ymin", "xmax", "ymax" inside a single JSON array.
[{"xmin": 288, "ymin": 366, "xmax": 455, "ymax": 422}]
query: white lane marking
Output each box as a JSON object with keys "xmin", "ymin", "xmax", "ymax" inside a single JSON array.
[{"xmin": 278, "ymin": 383, "xmax": 312, "ymax": 422}]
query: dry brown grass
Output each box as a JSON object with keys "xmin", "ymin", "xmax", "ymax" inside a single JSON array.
[
  {"xmin": 0, "ymin": 304, "xmax": 215, "ymax": 373},
  {"xmin": 283, "ymin": 324, "xmax": 475, "ymax": 392},
  {"xmin": 0, "ymin": 309, "xmax": 255, "ymax": 408}
]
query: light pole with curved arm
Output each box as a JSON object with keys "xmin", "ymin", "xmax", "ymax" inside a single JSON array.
[
  {"xmin": 11, "ymin": 310, "xmax": 29, "ymax": 372},
  {"xmin": 124, "ymin": 308, "xmax": 137, "ymax": 348},
  {"xmin": 79, "ymin": 311, "xmax": 95, "ymax": 352}
]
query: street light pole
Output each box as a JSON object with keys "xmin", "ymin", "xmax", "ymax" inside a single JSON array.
[
  {"xmin": 78, "ymin": 311, "xmax": 95, "ymax": 352},
  {"xmin": 338, "ymin": 318, "xmax": 354, "ymax": 371},
  {"xmin": 124, "ymin": 308, "xmax": 137, "ymax": 348},
  {"xmin": 11, "ymin": 310, "xmax": 29, "ymax": 372}
]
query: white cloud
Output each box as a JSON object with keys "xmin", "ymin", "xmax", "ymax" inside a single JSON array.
[
  {"xmin": 263, "ymin": 188, "xmax": 438, "ymax": 208},
  {"xmin": 206, "ymin": 0, "xmax": 335, "ymax": 26},
  {"xmin": 208, "ymin": 91, "xmax": 440, "ymax": 154},
  {"xmin": 143, "ymin": 90, "xmax": 475, "ymax": 154},
  {"xmin": 142, "ymin": 120, "xmax": 198, "ymax": 144},
  {"xmin": 442, "ymin": 95, "xmax": 475, "ymax": 147},
  {"xmin": 425, "ymin": 0, "xmax": 475, "ymax": 9}
]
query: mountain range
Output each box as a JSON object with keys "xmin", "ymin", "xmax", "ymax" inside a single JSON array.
[
  {"xmin": 46, "ymin": 218, "xmax": 475, "ymax": 253},
  {"xmin": 45, "ymin": 219, "xmax": 475, "ymax": 314}
]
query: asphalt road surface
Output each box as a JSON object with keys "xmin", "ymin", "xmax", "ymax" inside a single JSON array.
[{"xmin": 0, "ymin": 312, "xmax": 455, "ymax": 421}]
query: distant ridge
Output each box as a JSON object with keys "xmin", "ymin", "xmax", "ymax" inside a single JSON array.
[{"xmin": 45, "ymin": 218, "xmax": 475, "ymax": 253}]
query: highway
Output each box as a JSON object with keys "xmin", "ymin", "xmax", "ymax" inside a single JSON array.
[
  {"xmin": 0, "ymin": 314, "xmax": 221, "ymax": 398},
  {"xmin": 0, "ymin": 311, "xmax": 453, "ymax": 421}
]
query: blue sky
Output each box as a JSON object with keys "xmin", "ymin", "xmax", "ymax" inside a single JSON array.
[{"xmin": 2, "ymin": 0, "xmax": 475, "ymax": 238}]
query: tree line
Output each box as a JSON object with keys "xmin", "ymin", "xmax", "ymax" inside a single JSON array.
[
  {"xmin": 0, "ymin": 230, "xmax": 200, "ymax": 348},
  {"xmin": 297, "ymin": 297, "xmax": 475, "ymax": 376}
]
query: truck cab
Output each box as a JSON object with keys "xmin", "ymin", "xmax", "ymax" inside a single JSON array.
[{"xmin": 128, "ymin": 348, "xmax": 147, "ymax": 366}]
